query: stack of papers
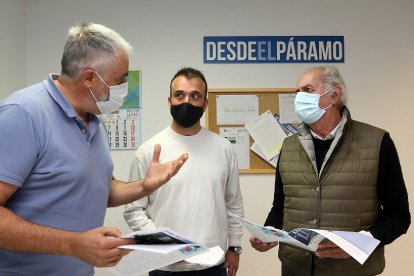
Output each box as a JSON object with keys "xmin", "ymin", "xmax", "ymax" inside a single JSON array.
[
  {"xmin": 185, "ymin": 246, "xmax": 224, "ymax": 266},
  {"xmin": 107, "ymin": 228, "xmax": 224, "ymax": 276},
  {"xmin": 228, "ymin": 212, "xmax": 380, "ymax": 265}
]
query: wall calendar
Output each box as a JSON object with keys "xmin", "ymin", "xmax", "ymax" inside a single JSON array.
[{"xmin": 101, "ymin": 70, "xmax": 141, "ymax": 151}]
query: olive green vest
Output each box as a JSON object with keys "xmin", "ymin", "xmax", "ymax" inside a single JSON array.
[{"xmin": 278, "ymin": 108, "xmax": 386, "ymax": 276}]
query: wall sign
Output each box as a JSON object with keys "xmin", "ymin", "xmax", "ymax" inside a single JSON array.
[{"xmin": 204, "ymin": 36, "xmax": 344, "ymax": 63}]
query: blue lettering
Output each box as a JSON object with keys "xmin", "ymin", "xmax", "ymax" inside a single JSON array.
[{"xmin": 203, "ymin": 36, "xmax": 344, "ymax": 63}]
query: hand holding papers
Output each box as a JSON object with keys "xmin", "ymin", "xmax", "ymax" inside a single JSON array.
[
  {"xmin": 228, "ymin": 212, "xmax": 380, "ymax": 265},
  {"xmin": 107, "ymin": 228, "xmax": 224, "ymax": 276}
]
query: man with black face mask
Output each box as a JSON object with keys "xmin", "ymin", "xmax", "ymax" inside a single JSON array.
[{"xmin": 124, "ymin": 67, "xmax": 244, "ymax": 276}]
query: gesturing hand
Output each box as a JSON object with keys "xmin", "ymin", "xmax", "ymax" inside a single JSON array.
[{"xmin": 142, "ymin": 144, "xmax": 188, "ymax": 194}]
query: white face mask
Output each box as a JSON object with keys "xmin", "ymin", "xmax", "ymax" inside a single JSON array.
[
  {"xmin": 294, "ymin": 86, "xmax": 334, "ymax": 124},
  {"xmin": 90, "ymin": 72, "xmax": 128, "ymax": 114}
]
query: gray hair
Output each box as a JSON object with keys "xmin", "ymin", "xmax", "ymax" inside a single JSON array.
[
  {"xmin": 308, "ymin": 65, "xmax": 347, "ymax": 105},
  {"xmin": 61, "ymin": 22, "xmax": 133, "ymax": 78}
]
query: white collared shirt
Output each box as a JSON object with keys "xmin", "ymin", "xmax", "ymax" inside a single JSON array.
[{"xmin": 310, "ymin": 115, "xmax": 345, "ymax": 140}]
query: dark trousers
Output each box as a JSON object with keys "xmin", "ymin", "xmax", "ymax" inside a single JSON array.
[
  {"xmin": 149, "ymin": 263, "xmax": 227, "ymax": 276},
  {"xmin": 281, "ymin": 266, "xmax": 295, "ymax": 276},
  {"xmin": 281, "ymin": 253, "xmax": 315, "ymax": 276}
]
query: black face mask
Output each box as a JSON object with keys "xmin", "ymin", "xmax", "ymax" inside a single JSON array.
[{"xmin": 170, "ymin": 102, "xmax": 204, "ymax": 128}]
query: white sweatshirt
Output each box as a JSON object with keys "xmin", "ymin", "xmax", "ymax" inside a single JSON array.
[{"xmin": 124, "ymin": 126, "xmax": 244, "ymax": 271}]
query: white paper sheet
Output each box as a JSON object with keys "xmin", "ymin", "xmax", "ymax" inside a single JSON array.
[
  {"xmin": 228, "ymin": 212, "xmax": 380, "ymax": 265},
  {"xmin": 278, "ymin": 94, "xmax": 300, "ymax": 123},
  {"xmin": 250, "ymin": 142, "xmax": 279, "ymax": 168},
  {"xmin": 108, "ymin": 228, "xmax": 212, "ymax": 275},
  {"xmin": 107, "ymin": 247, "xmax": 205, "ymax": 276},
  {"xmin": 219, "ymin": 127, "xmax": 250, "ymax": 169},
  {"xmin": 185, "ymin": 246, "xmax": 224, "ymax": 267},
  {"xmin": 311, "ymin": 229, "xmax": 380, "ymax": 265},
  {"xmin": 244, "ymin": 110, "xmax": 287, "ymax": 161},
  {"xmin": 216, "ymin": 95, "xmax": 259, "ymax": 125}
]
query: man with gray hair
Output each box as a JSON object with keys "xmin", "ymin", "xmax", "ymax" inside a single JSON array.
[
  {"xmin": 250, "ymin": 65, "xmax": 410, "ymax": 275},
  {"xmin": 0, "ymin": 22, "xmax": 188, "ymax": 275}
]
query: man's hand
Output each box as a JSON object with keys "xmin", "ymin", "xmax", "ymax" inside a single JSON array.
[
  {"xmin": 71, "ymin": 227, "xmax": 134, "ymax": 267},
  {"xmin": 225, "ymin": 250, "xmax": 240, "ymax": 276},
  {"xmin": 249, "ymin": 236, "xmax": 278, "ymax": 252},
  {"xmin": 142, "ymin": 144, "xmax": 188, "ymax": 195},
  {"xmin": 315, "ymin": 240, "xmax": 350, "ymax": 259}
]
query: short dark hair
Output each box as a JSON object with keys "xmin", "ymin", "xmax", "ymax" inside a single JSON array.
[{"xmin": 170, "ymin": 67, "xmax": 208, "ymax": 99}]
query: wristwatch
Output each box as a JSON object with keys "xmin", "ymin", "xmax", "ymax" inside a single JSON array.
[{"xmin": 228, "ymin": 246, "xmax": 242, "ymax": 255}]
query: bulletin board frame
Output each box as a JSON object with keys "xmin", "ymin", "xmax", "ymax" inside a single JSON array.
[{"xmin": 205, "ymin": 88, "xmax": 296, "ymax": 174}]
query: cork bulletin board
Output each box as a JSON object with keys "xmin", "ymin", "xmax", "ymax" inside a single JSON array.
[{"xmin": 205, "ymin": 88, "xmax": 296, "ymax": 174}]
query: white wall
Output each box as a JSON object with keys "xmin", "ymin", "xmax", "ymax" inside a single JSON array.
[
  {"xmin": 0, "ymin": 0, "xmax": 26, "ymax": 99},
  {"xmin": 2, "ymin": 0, "xmax": 414, "ymax": 275}
]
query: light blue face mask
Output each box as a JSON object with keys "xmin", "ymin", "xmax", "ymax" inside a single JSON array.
[{"xmin": 294, "ymin": 87, "xmax": 334, "ymax": 124}]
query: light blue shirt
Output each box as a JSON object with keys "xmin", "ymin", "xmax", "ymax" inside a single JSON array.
[{"xmin": 0, "ymin": 74, "xmax": 113, "ymax": 275}]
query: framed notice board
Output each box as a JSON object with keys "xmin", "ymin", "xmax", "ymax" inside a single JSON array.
[{"xmin": 205, "ymin": 88, "xmax": 296, "ymax": 174}]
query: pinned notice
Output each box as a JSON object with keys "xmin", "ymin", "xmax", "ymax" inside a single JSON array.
[
  {"xmin": 244, "ymin": 110, "xmax": 287, "ymax": 161},
  {"xmin": 216, "ymin": 95, "xmax": 259, "ymax": 125}
]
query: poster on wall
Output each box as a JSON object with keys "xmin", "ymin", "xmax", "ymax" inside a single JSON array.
[{"xmin": 101, "ymin": 70, "xmax": 142, "ymax": 151}]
